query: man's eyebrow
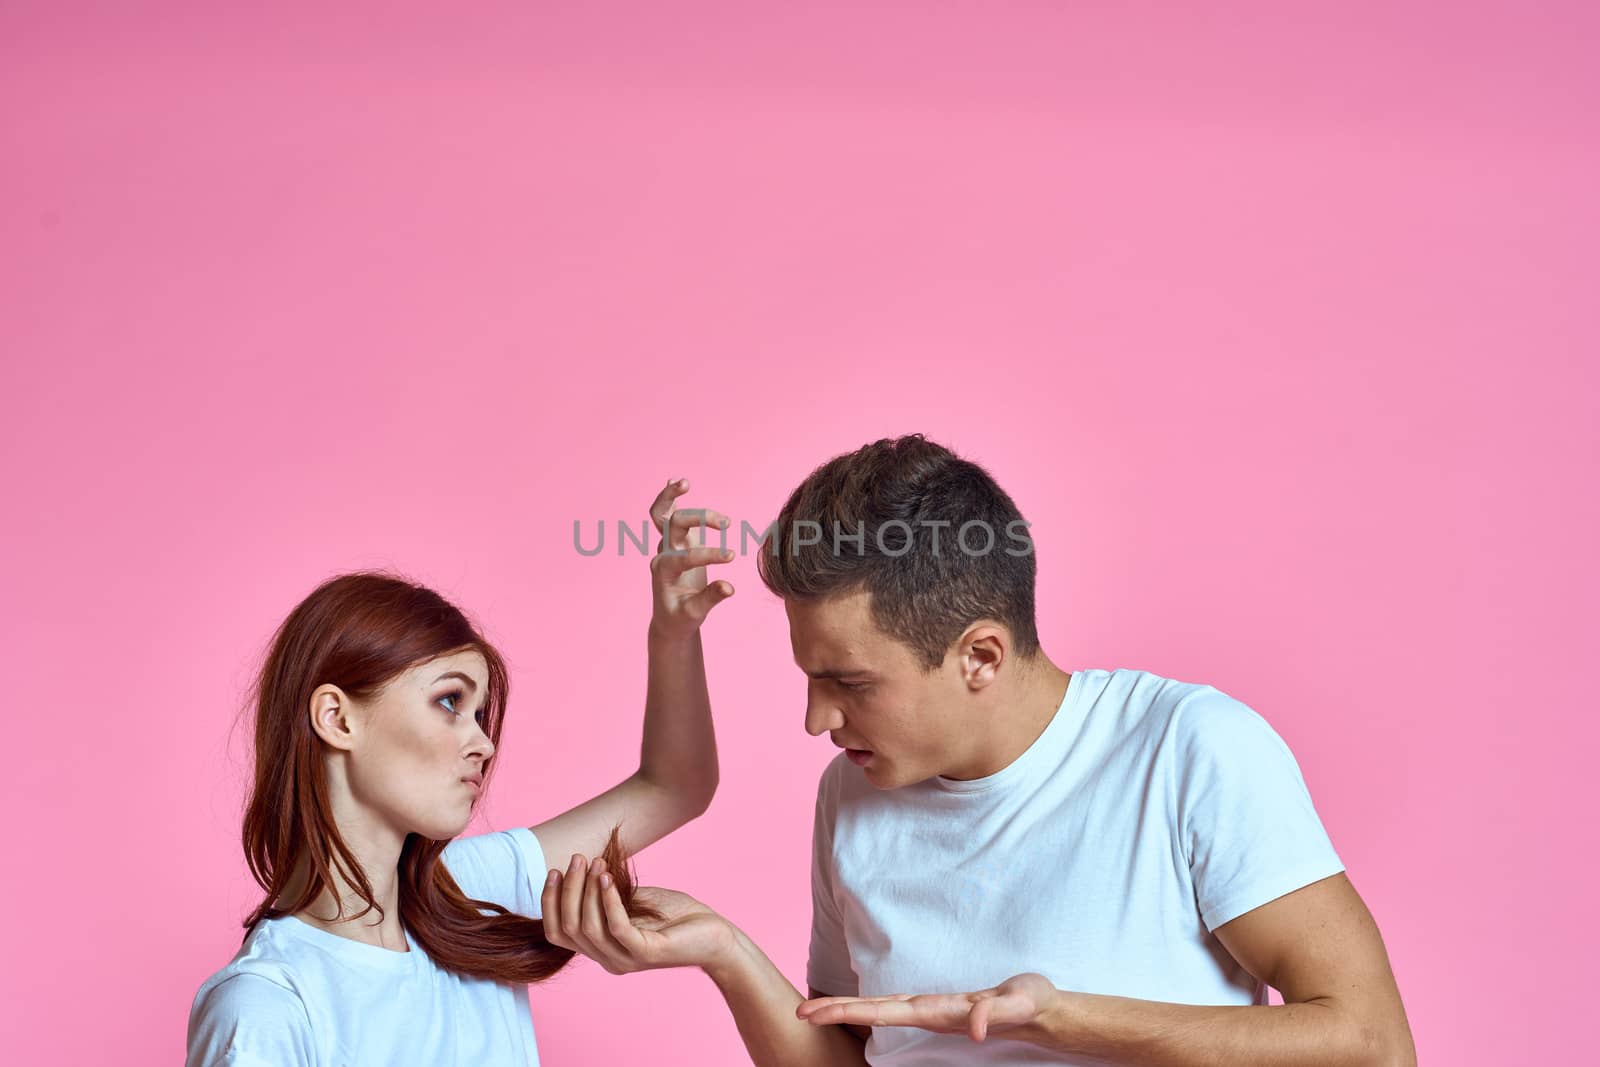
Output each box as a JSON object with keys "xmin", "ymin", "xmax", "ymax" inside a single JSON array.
[
  {"xmin": 795, "ymin": 663, "xmax": 875, "ymax": 680},
  {"xmin": 432, "ymin": 671, "xmax": 479, "ymax": 692}
]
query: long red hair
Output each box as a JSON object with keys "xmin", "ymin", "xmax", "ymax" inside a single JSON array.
[{"xmin": 239, "ymin": 569, "xmax": 658, "ymax": 983}]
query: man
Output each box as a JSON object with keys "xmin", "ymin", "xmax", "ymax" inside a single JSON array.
[{"xmin": 543, "ymin": 434, "xmax": 1415, "ymax": 1067}]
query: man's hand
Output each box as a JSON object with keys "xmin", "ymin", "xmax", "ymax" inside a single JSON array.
[
  {"xmin": 797, "ymin": 972, "xmax": 1059, "ymax": 1044},
  {"xmin": 648, "ymin": 478, "xmax": 735, "ymax": 640},
  {"xmin": 542, "ymin": 854, "xmax": 735, "ymax": 974}
]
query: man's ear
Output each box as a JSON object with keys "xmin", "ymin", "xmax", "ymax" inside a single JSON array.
[
  {"xmin": 957, "ymin": 623, "xmax": 1007, "ymax": 690},
  {"xmin": 308, "ymin": 684, "xmax": 359, "ymax": 751}
]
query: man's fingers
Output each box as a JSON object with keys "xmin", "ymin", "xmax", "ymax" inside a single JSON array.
[
  {"xmin": 800, "ymin": 993, "xmax": 902, "ymax": 1015},
  {"xmin": 807, "ymin": 995, "xmax": 925, "ymax": 1028},
  {"xmin": 969, "ymin": 996, "xmax": 992, "ymax": 1043},
  {"xmin": 811, "ymin": 992, "xmax": 984, "ymax": 1033},
  {"xmin": 541, "ymin": 870, "xmax": 566, "ymax": 948},
  {"xmin": 599, "ymin": 870, "xmax": 651, "ymax": 956},
  {"xmin": 560, "ymin": 854, "xmax": 587, "ymax": 949},
  {"xmin": 579, "ymin": 859, "xmax": 629, "ymax": 973}
]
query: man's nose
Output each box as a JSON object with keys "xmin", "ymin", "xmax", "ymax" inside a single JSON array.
[{"xmin": 805, "ymin": 694, "xmax": 844, "ymax": 737}]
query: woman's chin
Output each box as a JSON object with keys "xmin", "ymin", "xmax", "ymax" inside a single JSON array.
[{"xmin": 415, "ymin": 811, "xmax": 474, "ymax": 842}]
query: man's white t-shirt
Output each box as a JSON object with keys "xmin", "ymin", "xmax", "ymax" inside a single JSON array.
[
  {"xmin": 187, "ymin": 827, "xmax": 549, "ymax": 1067},
  {"xmin": 807, "ymin": 667, "xmax": 1346, "ymax": 1066}
]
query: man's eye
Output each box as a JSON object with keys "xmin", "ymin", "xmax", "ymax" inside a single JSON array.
[{"xmin": 837, "ymin": 680, "xmax": 866, "ymax": 691}]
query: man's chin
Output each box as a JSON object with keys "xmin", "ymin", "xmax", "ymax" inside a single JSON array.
[{"xmin": 860, "ymin": 757, "xmax": 911, "ymax": 791}]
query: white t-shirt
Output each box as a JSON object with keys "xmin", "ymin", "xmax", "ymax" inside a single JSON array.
[
  {"xmin": 807, "ymin": 667, "xmax": 1346, "ymax": 1066},
  {"xmin": 187, "ymin": 827, "xmax": 549, "ymax": 1067}
]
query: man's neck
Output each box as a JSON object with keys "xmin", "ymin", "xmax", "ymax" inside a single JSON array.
[{"xmin": 943, "ymin": 654, "xmax": 1073, "ymax": 781}]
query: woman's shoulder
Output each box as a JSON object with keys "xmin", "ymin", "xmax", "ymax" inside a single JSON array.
[
  {"xmin": 187, "ymin": 923, "xmax": 316, "ymax": 1065},
  {"xmin": 191, "ymin": 921, "xmax": 307, "ymax": 1014},
  {"xmin": 439, "ymin": 826, "xmax": 547, "ymax": 915}
]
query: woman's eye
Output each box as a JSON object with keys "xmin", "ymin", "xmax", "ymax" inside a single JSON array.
[{"xmin": 438, "ymin": 691, "xmax": 463, "ymax": 716}]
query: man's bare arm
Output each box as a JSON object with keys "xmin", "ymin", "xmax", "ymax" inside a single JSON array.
[
  {"xmin": 703, "ymin": 922, "xmax": 869, "ymax": 1067},
  {"xmin": 799, "ymin": 874, "xmax": 1413, "ymax": 1066},
  {"xmin": 1015, "ymin": 873, "xmax": 1415, "ymax": 1065}
]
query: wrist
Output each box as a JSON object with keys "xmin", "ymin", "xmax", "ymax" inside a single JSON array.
[
  {"xmin": 647, "ymin": 617, "xmax": 700, "ymax": 645},
  {"xmin": 1015, "ymin": 985, "xmax": 1079, "ymax": 1051},
  {"xmin": 699, "ymin": 916, "xmax": 752, "ymax": 986}
]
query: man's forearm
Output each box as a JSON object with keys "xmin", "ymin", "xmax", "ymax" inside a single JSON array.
[
  {"xmin": 704, "ymin": 922, "xmax": 868, "ymax": 1067},
  {"xmin": 1017, "ymin": 989, "xmax": 1415, "ymax": 1067},
  {"xmin": 637, "ymin": 625, "xmax": 718, "ymax": 811}
]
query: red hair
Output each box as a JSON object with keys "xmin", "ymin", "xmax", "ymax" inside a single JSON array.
[{"xmin": 239, "ymin": 569, "xmax": 659, "ymax": 983}]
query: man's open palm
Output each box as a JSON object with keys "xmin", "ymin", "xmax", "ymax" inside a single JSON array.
[{"xmin": 797, "ymin": 972, "xmax": 1058, "ymax": 1043}]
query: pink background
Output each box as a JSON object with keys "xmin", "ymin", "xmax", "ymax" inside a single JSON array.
[{"xmin": 3, "ymin": 2, "xmax": 1595, "ymax": 1063}]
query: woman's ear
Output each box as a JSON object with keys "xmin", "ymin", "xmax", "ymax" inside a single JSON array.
[{"xmin": 308, "ymin": 683, "xmax": 359, "ymax": 751}]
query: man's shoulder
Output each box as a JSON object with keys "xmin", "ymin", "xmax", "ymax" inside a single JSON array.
[{"xmin": 1080, "ymin": 666, "xmax": 1230, "ymax": 735}]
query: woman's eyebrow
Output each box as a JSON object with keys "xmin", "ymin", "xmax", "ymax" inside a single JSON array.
[{"xmin": 432, "ymin": 670, "xmax": 479, "ymax": 692}]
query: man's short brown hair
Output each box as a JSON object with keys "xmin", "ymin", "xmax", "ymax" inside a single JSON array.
[{"xmin": 756, "ymin": 434, "xmax": 1039, "ymax": 669}]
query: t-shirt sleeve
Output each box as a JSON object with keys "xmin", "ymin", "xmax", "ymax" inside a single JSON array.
[
  {"xmin": 805, "ymin": 761, "xmax": 859, "ymax": 997},
  {"xmin": 186, "ymin": 973, "xmax": 315, "ymax": 1067},
  {"xmin": 439, "ymin": 826, "xmax": 548, "ymax": 919},
  {"xmin": 1173, "ymin": 689, "xmax": 1346, "ymax": 932}
]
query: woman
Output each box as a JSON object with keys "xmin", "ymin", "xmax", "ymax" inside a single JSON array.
[{"xmin": 186, "ymin": 479, "xmax": 735, "ymax": 1066}]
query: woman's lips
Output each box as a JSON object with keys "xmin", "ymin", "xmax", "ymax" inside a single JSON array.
[{"xmin": 846, "ymin": 748, "xmax": 873, "ymax": 767}]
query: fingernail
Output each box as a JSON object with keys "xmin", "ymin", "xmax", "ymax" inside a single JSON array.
[
  {"xmin": 600, "ymin": 873, "xmax": 612, "ymax": 889},
  {"xmin": 547, "ymin": 871, "xmax": 559, "ymax": 885}
]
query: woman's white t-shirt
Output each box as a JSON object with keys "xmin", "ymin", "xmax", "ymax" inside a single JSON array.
[{"xmin": 187, "ymin": 827, "xmax": 549, "ymax": 1067}]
